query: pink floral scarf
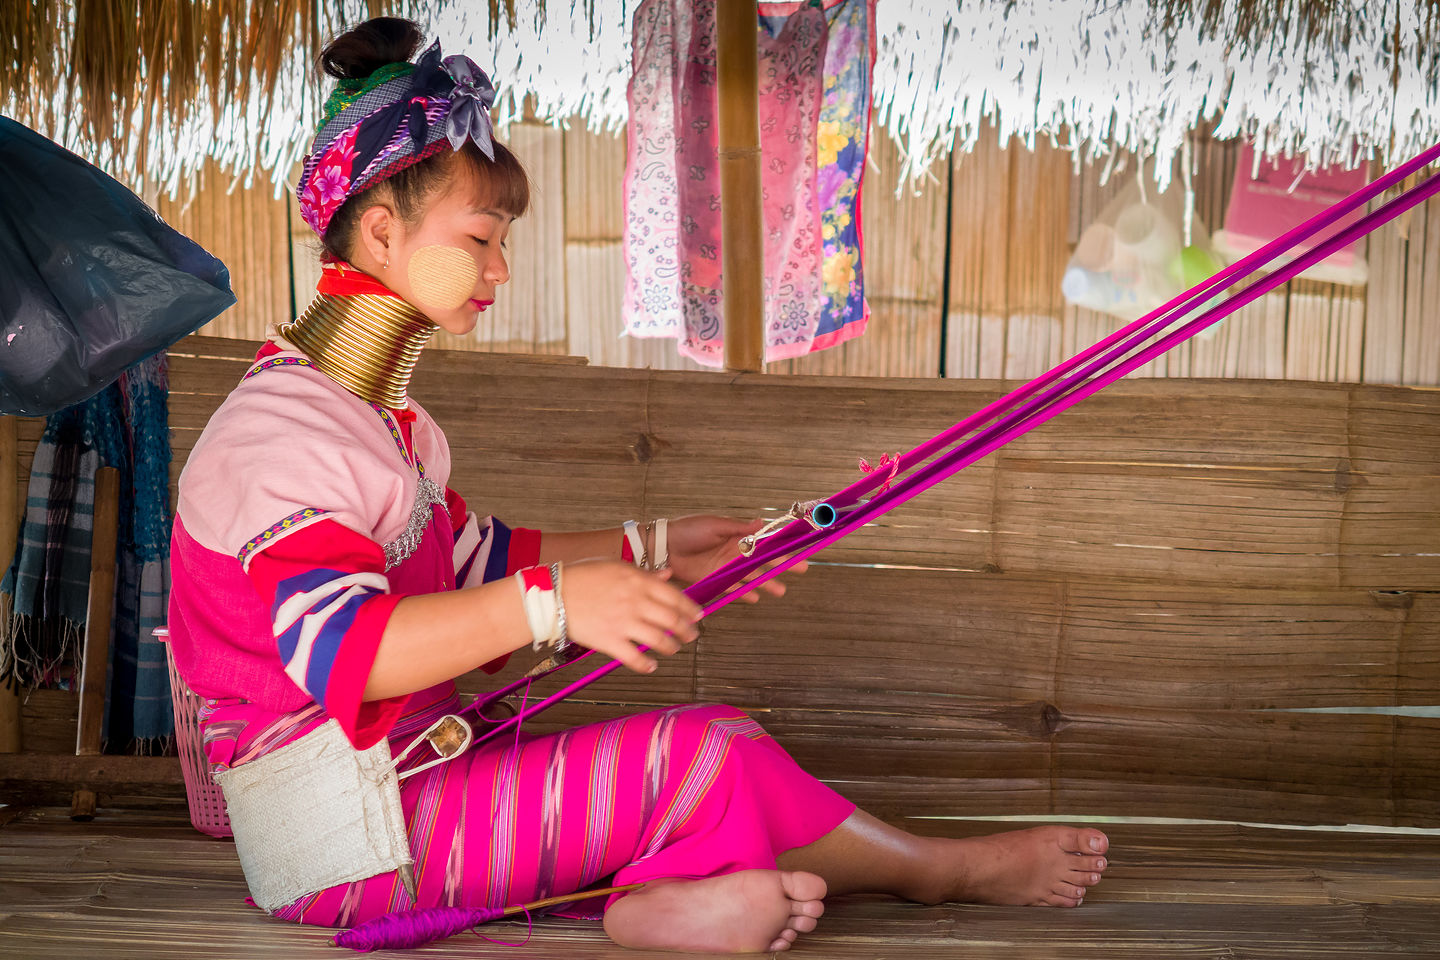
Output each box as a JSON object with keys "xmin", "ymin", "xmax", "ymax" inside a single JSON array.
[{"xmin": 622, "ymin": 0, "xmax": 876, "ymax": 366}]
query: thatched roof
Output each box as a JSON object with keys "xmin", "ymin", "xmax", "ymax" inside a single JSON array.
[{"xmin": 2, "ymin": 0, "xmax": 1438, "ymax": 195}]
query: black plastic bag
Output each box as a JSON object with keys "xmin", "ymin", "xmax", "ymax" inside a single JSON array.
[{"xmin": 0, "ymin": 117, "xmax": 235, "ymax": 416}]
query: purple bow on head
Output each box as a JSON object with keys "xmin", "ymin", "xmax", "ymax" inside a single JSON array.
[{"xmin": 443, "ymin": 55, "xmax": 496, "ymax": 159}]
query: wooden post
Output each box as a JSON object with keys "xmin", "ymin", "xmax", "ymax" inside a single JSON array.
[
  {"xmin": 71, "ymin": 466, "xmax": 120, "ymax": 820},
  {"xmin": 716, "ymin": 0, "xmax": 765, "ymax": 373},
  {"xmin": 0, "ymin": 416, "xmax": 19, "ymax": 753}
]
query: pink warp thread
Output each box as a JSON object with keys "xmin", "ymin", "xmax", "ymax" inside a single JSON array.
[
  {"xmin": 450, "ymin": 144, "xmax": 1440, "ymax": 756},
  {"xmin": 473, "ymin": 906, "xmax": 535, "ymax": 948},
  {"xmin": 857, "ymin": 453, "xmax": 900, "ymax": 493}
]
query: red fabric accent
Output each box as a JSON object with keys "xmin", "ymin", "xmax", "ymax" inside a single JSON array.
[
  {"xmin": 329, "ymin": 592, "xmax": 409, "ymax": 749},
  {"xmin": 478, "ymin": 654, "xmax": 510, "ymax": 675},
  {"xmin": 517, "ymin": 565, "xmax": 554, "ymax": 591},
  {"xmin": 444, "ymin": 487, "xmax": 469, "ymax": 533},
  {"xmin": 255, "ymin": 341, "xmax": 282, "ymax": 361},
  {"xmin": 245, "ymin": 518, "xmax": 410, "ymax": 748},
  {"xmin": 620, "ymin": 536, "xmax": 634, "ymax": 565},
  {"xmin": 506, "ymin": 528, "xmax": 543, "ymax": 576},
  {"xmin": 317, "ymin": 264, "xmax": 404, "ymax": 298}
]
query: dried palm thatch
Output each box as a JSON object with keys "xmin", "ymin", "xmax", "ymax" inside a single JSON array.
[
  {"xmin": 874, "ymin": 0, "xmax": 1440, "ymax": 186},
  {"xmin": 1, "ymin": 0, "xmax": 1438, "ymax": 196},
  {"xmin": 0, "ymin": 0, "xmax": 602, "ymax": 192}
]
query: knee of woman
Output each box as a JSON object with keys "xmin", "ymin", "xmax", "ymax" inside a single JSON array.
[{"xmin": 663, "ymin": 703, "xmax": 760, "ymax": 736}]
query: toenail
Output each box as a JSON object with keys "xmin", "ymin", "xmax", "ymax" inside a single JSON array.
[
  {"xmin": 1090, "ymin": 838, "xmax": 1101, "ymax": 851},
  {"xmin": 1091, "ymin": 874, "xmax": 1100, "ymax": 883},
  {"xmin": 1097, "ymin": 858, "xmax": 1106, "ymax": 869}
]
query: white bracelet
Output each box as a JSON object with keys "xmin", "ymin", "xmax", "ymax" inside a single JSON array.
[
  {"xmin": 515, "ymin": 564, "xmax": 567, "ymax": 651},
  {"xmin": 549, "ymin": 561, "xmax": 570, "ymax": 655},
  {"xmin": 623, "ymin": 519, "xmax": 648, "ymax": 569},
  {"xmin": 650, "ymin": 518, "xmax": 669, "ymax": 571}
]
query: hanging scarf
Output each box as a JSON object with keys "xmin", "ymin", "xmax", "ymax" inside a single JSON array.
[
  {"xmin": 622, "ymin": 0, "xmax": 875, "ymax": 365},
  {"xmin": 1, "ymin": 353, "xmax": 173, "ymax": 743}
]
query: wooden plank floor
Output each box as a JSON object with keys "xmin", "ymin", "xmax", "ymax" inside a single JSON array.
[{"xmin": 3, "ymin": 806, "xmax": 1439, "ymax": 958}]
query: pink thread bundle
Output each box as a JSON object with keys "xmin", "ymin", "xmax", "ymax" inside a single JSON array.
[
  {"xmin": 333, "ymin": 881, "xmax": 643, "ymax": 951},
  {"xmin": 332, "ymin": 904, "xmax": 533, "ymax": 951}
]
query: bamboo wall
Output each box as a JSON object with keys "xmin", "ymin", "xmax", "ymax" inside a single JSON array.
[
  {"xmin": 15, "ymin": 337, "xmax": 1434, "ymax": 825},
  {"xmin": 175, "ymin": 123, "xmax": 1439, "ymax": 384}
]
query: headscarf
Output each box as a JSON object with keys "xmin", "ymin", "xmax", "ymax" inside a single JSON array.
[{"xmin": 297, "ymin": 40, "xmax": 498, "ymax": 237}]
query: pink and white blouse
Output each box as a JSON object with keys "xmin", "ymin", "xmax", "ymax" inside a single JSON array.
[{"xmin": 168, "ymin": 338, "xmax": 540, "ymax": 753}]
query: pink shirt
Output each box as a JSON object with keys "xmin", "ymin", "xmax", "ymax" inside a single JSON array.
[{"xmin": 168, "ymin": 341, "xmax": 539, "ymax": 753}]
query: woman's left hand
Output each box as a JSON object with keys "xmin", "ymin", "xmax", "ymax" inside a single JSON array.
[{"xmin": 663, "ymin": 515, "xmax": 808, "ymax": 602}]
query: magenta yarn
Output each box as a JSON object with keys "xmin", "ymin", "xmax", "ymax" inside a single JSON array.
[{"xmin": 332, "ymin": 905, "xmax": 507, "ymax": 950}]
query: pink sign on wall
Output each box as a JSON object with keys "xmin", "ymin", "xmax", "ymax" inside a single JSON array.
[{"xmin": 1211, "ymin": 143, "xmax": 1371, "ymax": 285}]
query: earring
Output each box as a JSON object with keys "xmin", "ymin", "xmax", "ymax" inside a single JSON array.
[{"xmin": 383, "ymin": 257, "xmax": 390, "ymax": 270}]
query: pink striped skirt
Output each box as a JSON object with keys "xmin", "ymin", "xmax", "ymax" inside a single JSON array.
[{"xmin": 202, "ymin": 685, "xmax": 856, "ymax": 927}]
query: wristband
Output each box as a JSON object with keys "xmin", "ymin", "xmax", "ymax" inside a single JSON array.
[
  {"xmin": 623, "ymin": 519, "xmax": 647, "ymax": 569},
  {"xmin": 648, "ymin": 518, "xmax": 669, "ymax": 571},
  {"xmin": 515, "ymin": 563, "xmax": 568, "ymax": 651},
  {"xmin": 549, "ymin": 561, "xmax": 570, "ymax": 656}
]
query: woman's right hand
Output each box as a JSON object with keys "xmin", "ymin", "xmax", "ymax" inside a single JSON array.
[{"xmin": 559, "ymin": 559, "xmax": 703, "ymax": 674}]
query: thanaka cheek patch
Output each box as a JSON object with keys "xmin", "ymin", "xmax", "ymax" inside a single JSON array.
[{"xmin": 406, "ymin": 245, "xmax": 479, "ymax": 310}]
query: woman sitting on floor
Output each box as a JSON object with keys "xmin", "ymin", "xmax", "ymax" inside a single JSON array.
[{"xmin": 166, "ymin": 17, "xmax": 1110, "ymax": 953}]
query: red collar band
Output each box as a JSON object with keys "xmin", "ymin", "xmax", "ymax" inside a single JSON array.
[{"xmin": 317, "ymin": 263, "xmax": 403, "ymax": 299}]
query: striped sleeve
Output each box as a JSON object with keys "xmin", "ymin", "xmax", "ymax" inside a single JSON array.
[
  {"xmin": 445, "ymin": 487, "xmax": 543, "ymax": 588},
  {"xmin": 245, "ymin": 517, "xmax": 409, "ymax": 748},
  {"xmin": 444, "ymin": 488, "xmax": 542, "ymax": 676}
]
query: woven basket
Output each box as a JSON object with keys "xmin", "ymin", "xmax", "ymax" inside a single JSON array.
[{"xmin": 157, "ymin": 628, "xmax": 232, "ymax": 838}]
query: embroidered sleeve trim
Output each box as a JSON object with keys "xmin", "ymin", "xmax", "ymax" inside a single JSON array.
[
  {"xmin": 370, "ymin": 404, "xmax": 422, "ymax": 473},
  {"xmin": 238, "ymin": 507, "xmax": 331, "ymax": 565},
  {"xmin": 243, "ymin": 356, "xmax": 315, "ymax": 380}
]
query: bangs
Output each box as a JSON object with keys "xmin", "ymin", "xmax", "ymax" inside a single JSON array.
[{"xmin": 456, "ymin": 140, "xmax": 531, "ymax": 218}]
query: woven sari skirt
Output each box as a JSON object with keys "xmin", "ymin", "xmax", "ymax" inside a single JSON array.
[{"xmin": 208, "ymin": 684, "xmax": 856, "ymax": 927}]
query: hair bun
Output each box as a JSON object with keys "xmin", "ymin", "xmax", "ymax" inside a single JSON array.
[{"xmin": 320, "ymin": 17, "xmax": 425, "ymax": 81}]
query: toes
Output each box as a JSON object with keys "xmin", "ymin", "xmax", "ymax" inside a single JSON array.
[
  {"xmin": 767, "ymin": 938, "xmax": 792, "ymax": 952},
  {"xmin": 780, "ymin": 869, "xmax": 827, "ymax": 903},
  {"xmin": 1055, "ymin": 883, "xmax": 1088, "ymax": 901},
  {"xmin": 789, "ymin": 898, "xmax": 825, "ymax": 919},
  {"xmin": 789, "ymin": 915, "xmax": 818, "ymax": 934},
  {"xmin": 1060, "ymin": 827, "xmax": 1109, "ymax": 855},
  {"xmin": 1039, "ymin": 893, "xmax": 1083, "ymax": 908},
  {"xmin": 1069, "ymin": 855, "xmax": 1107, "ymax": 874}
]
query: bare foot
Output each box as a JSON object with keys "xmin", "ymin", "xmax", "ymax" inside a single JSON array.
[
  {"xmin": 603, "ymin": 869, "xmax": 827, "ymax": 953},
  {"xmin": 916, "ymin": 825, "xmax": 1110, "ymax": 908}
]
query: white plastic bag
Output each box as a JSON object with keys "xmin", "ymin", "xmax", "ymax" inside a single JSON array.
[{"xmin": 1063, "ymin": 179, "xmax": 1224, "ymax": 323}]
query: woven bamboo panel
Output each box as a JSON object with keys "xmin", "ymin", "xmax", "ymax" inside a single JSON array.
[
  {"xmin": 11, "ymin": 336, "xmax": 1440, "ymax": 824},
  {"xmin": 154, "ymin": 161, "xmax": 290, "ymax": 342},
  {"xmin": 145, "ymin": 119, "xmax": 1440, "ymax": 385},
  {"xmin": 562, "ymin": 125, "xmax": 626, "ymax": 242}
]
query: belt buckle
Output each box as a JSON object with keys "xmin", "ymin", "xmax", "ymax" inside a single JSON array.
[{"xmin": 395, "ymin": 713, "xmax": 473, "ymax": 781}]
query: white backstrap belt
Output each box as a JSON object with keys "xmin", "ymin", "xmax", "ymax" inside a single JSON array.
[{"xmin": 215, "ymin": 713, "xmax": 473, "ymax": 912}]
